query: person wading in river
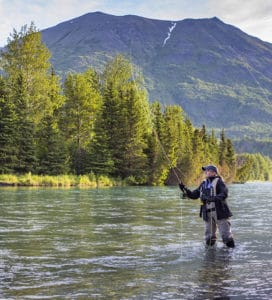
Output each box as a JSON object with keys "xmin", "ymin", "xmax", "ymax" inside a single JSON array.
[{"xmin": 179, "ymin": 165, "xmax": 235, "ymax": 248}]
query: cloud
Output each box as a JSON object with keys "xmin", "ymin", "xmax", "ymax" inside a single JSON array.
[
  {"xmin": 0, "ymin": 0, "xmax": 102, "ymax": 45},
  {"xmin": 99, "ymin": 0, "xmax": 210, "ymax": 21},
  {"xmin": 208, "ymin": 0, "xmax": 272, "ymax": 22},
  {"xmin": 207, "ymin": 0, "xmax": 272, "ymax": 42}
]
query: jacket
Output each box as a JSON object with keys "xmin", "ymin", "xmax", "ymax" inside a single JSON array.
[{"xmin": 185, "ymin": 176, "xmax": 233, "ymax": 221}]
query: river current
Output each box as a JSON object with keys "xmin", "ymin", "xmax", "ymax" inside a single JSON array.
[{"xmin": 0, "ymin": 182, "xmax": 271, "ymax": 299}]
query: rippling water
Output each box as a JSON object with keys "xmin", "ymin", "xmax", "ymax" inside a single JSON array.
[{"xmin": 0, "ymin": 183, "xmax": 271, "ymax": 299}]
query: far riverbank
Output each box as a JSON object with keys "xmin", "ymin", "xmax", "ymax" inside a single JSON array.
[{"xmin": 0, "ymin": 173, "xmax": 120, "ymax": 188}]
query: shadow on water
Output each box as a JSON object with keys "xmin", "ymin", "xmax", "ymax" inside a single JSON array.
[
  {"xmin": 174, "ymin": 244, "xmax": 234, "ymax": 300},
  {"xmin": 193, "ymin": 247, "xmax": 233, "ymax": 300}
]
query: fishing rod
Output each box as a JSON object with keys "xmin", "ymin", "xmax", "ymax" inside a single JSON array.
[{"xmin": 153, "ymin": 128, "xmax": 182, "ymax": 183}]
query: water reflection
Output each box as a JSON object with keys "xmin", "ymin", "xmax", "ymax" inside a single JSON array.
[{"xmin": 195, "ymin": 247, "xmax": 233, "ymax": 299}]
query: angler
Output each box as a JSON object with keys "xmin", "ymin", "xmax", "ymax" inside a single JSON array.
[{"xmin": 179, "ymin": 165, "xmax": 235, "ymax": 248}]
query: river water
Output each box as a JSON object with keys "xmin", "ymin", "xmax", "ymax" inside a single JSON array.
[{"xmin": 0, "ymin": 182, "xmax": 271, "ymax": 299}]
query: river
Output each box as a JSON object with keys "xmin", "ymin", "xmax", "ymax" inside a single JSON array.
[{"xmin": 0, "ymin": 182, "xmax": 271, "ymax": 299}]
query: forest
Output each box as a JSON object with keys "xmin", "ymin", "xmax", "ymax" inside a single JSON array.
[{"xmin": 0, "ymin": 24, "xmax": 272, "ymax": 186}]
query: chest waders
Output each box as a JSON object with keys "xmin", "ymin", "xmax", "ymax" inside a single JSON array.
[
  {"xmin": 200, "ymin": 178, "xmax": 235, "ymax": 247},
  {"xmin": 200, "ymin": 178, "xmax": 218, "ymax": 246}
]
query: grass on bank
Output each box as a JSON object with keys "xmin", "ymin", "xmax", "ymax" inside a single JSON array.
[{"xmin": 0, "ymin": 173, "xmax": 121, "ymax": 187}]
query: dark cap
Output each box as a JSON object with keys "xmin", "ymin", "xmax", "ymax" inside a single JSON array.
[{"xmin": 202, "ymin": 165, "xmax": 218, "ymax": 173}]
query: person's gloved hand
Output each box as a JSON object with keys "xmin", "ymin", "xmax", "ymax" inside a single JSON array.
[{"xmin": 179, "ymin": 183, "xmax": 185, "ymax": 191}]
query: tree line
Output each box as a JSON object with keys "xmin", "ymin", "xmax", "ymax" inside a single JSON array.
[{"xmin": 0, "ymin": 24, "xmax": 271, "ymax": 185}]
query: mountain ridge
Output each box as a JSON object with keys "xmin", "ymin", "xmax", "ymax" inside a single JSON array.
[{"xmin": 40, "ymin": 12, "xmax": 272, "ymax": 139}]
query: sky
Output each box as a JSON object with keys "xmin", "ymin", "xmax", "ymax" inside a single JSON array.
[{"xmin": 0, "ymin": 0, "xmax": 271, "ymax": 46}]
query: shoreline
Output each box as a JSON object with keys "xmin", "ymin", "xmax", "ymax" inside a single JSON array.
[{"xmin": 0, "ymin": 174, "xmax": 119, "ymax": 188}]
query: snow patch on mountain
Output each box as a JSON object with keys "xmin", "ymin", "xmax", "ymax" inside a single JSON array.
[{"xmin": 162, "ymin": 22, "xmax": 176, "ymax": 47}]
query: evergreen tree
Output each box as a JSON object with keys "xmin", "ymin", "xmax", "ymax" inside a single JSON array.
[
  {"xmin": 206, "ymin": 129, "xmax": 219, "ymax": 166},
  {"xmin": 219, "ymin": 129, "xmax": 230, "ymax": 178},
  {"xmin": 225, "ymin": 138, "xmax": 236, "ymax": 181},
  {"xmin": 87, "ymin": 109, "xmax": 114, "ymax": 179},
  {"xmin": 122, "ymin": 85, "xmax": 150, "ymax": 181},
  {"xmin": 0, "ymin": 77, "xmax": 18, "ymax": 173},
  {"xmin": 13, "ymin": 74, "xmax": 37, "ymax": 173},
  {"xmin": 163, "ymin": 105, "xmax": 185, "ymax": 185},
  {"xmin": 191, "ymin": 129, "xmax": 206, "ymax": 182},
  {"xmin": 235, "ymin": 154, "xmax": 254, "ymax": 182},
  {"xmin": 62, "ymin": 69, "xmax": 102, "ymax": 175},
  {"xmin": 36, "ymin": 115, "xmax": 69, "ymax": 175},
  {"xmin": 87, "ymin": 77, "xmax": 114, "ymax": 178},
  {"xmin": 219, "ymin": 129, "xmax": 227, "ymax": 165},
  {"xmin": 147, "ymin": 101, "xmax": 167, "ymax": 185},
  {"xmin": 101, "ymin": 55, "xmax": 150, "ymax": 181},
  {"xmin": 200, "ymin": 125, "xmax": 213, "ymax": 163},
  {"xmin": 178, "ymin": 118, "xmax": 194, "ymax": 184}
]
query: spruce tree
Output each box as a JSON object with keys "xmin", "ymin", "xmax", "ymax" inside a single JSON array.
[
  {"xmin": 13, "ymin": 74, "xmax": 37, "ymax": 173},
  {"xmin": 121, "ymin": 85, "xmax": 150, "ymax": 181},
  {"xmin": 163, "ymin": 105, "xmax": 185, "ymax": 185},
  {"xmin": 191, "ymin": 129, "xmax": 206, "ymax": 182},
  {"xmin": 219, "ymin": 129, "xmax": 227, "ymax": 165},
  {"xmin": 206, "ymin": 129, "xmax": 219, "ymax": 166},
  {"xmin": 87, "ymin": 106, "xmax": 114, "ymax": 179},
  {"xmin": 218, "ymin": 129, "xmax": 230, "ymax": 178},
  {"xmin": 36, "ymin": 115, "xmax": 69, "ymax": 175},
  {"xmin": 101, "ymin": 55, "xmax": 150, "ymax": 182},
  {"xmin": 147, "ymin": 101, "xmax": 167, "ymax": 185},
  {"xmin": 178, "ymin": 118, "xmax": 194, "ymax": 184},
  {"xmin": 225, "ymin": 138, "xmax": 236, "ymax": 180},
  {"xmin": 0, "ymin": 77, "xmax": 18, "ymax": 173},
  {"xmin": 200, "ymin": 125, "xmax": 211, "ymax": 162},
  {"xmin": 235, "ymin": 154, "xmax": 254, "ymax": 182}
]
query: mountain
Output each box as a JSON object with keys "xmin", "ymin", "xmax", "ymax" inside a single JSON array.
[{"xmin": 41, "ymin": 12, "xmax": 272, "ymax": 140}]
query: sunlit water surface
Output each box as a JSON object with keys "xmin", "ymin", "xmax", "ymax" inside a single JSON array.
[{"xmin": 0, "ymin": 183, "xmax": 271, "ymax": 299}]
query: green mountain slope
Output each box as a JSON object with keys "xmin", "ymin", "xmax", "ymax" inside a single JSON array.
[{"xmin": 41, "ymin": 12, "xmax": 272, "ymax": 139}]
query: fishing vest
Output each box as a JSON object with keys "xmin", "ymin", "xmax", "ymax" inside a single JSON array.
[{"xmin": 200, "ymin": 177, "xmax": 219, "ymax": 211}]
